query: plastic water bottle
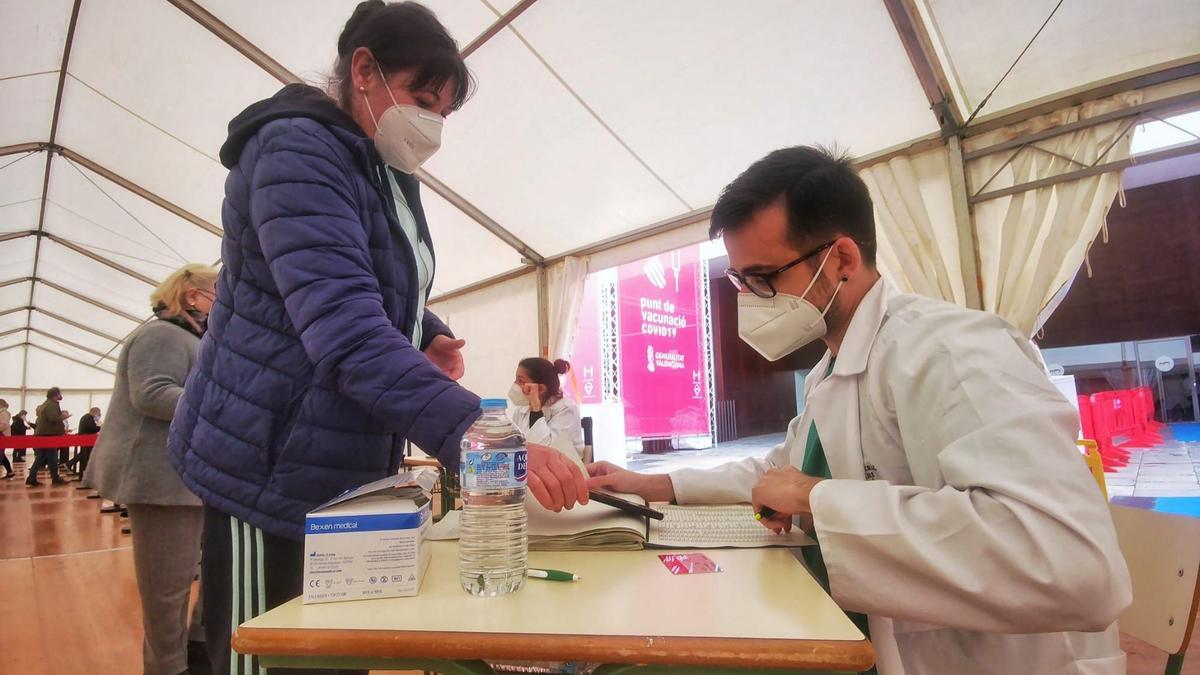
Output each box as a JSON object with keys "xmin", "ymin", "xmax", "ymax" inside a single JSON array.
[{"xmin": 459, "ymin": 398, "xmax": 528, "ymax": 596}]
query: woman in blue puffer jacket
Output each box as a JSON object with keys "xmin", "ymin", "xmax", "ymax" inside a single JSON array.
[{"xmin": 168, "ymin": 3, "xmax": 587, "ymax": 673}]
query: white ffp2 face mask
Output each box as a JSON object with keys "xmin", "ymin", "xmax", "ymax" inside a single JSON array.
[
  {"xmin": 363, "ymin": 63, "xmax": 444, "ymax": 174},
  {"xmin": 736, "ymin": 248, "xmax": 844, "ymax": 362},
  {"xmin": 508, "ymin": 382, "xmax": 530, "ymax": 407}
]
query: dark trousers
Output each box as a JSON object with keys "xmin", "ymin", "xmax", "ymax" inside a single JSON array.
[
  {"xmin": 66, "ymin": 446, "xmax": 92, "ymax": 474},
  {"xmin": 201, "ymin": 506, "xmax": 364, "ymax": 675},
  {"xmin": 26, "ymin": 448, "xmax": 60, "ymax": 483},
  {"xmin": 0, "ymin": 451, "xmax": 11, "ymax": 476},
  {"xmin": 13, "ymin": 446, "xmax": 26, "ymax": 461}
]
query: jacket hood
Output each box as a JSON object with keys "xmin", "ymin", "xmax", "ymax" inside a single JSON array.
[{"xmin": 219, "ymin": 84, "xmax": 366, "ymax": 168}]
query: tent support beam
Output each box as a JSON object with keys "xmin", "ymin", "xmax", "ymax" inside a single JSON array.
[
  {"xmin": 947, "ymin": 137, "xmax": 984, "ymax": 310},
  {"xmin": 462, "ymin": 0, "xmax": 539, "ymax": 59},
  {"xmin": 0, "ymin": 328, "xmax": 26, "ymax": 340},
  {"xmin": 0, "ymin": 143, "xmax": 44, "ymax": 158},
  {"xmin": 883, "ymin": 0, "xmax": 961, "ymax": 134},
  {"xmin": 971, "ymin": 139, "xmax": 1200, "ymax": 204},
  {"xmin": 414, "ymin": 169, "xmax": 544, "ymax": 263},
  {"xmin": 26, "ymin": 342, "xmax": 116, "ymax": 375},
  {"xmin": 965, "ymin": 90, "xmax": 1200, "ymax": 162},
  {"xmin": 0, "ymin": 307, "xmax": 32, "ymax": 320},
  {"xmin": 964, "ymin": 57, "xmax": 1200, "ymax": 138},
  {"xmin": 428, "ymin": 266, "xmax": 536, "ymax": 305},
  {"xmin": 166, "ymin": 0, "xmax": 298, "ymax": 85},
  {"xmin": 29, "ymin": 328, "xmax": 118, "ymax": 363},
  {"xmin": 36, "ymin": 278, "xmax": 143, "ymax": 324},
  {"xmin": 0, "ymin": 277, "xmax": 34, "ymax": 289},
  {"xmin": 536, "ymin": 265, "xmax": 549, "ymax": 357},
  {"xmin": 35, "ymin": 308, "xmax": 123, "ymax": 345},
  {"xmin": 25, "ymin": 0, "xmax": 82, "ymax": 406}
]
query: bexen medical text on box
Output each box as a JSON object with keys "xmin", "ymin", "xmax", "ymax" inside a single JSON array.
[{"xmin": 303, "ymin": 470, "xmax": 436, "ymax": 604}]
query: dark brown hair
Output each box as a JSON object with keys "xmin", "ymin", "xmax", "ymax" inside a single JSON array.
[
  {"xmin": 333, "ymin": 1, "xmax": 473, "ymax": 111},
  {"xmin": 519, "ymin": 358, "xmax": 571, "ymax": 405}
]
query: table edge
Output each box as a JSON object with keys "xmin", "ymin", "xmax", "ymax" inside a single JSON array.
[{"xmin": 233, "ymin": 626, "xmax": 875, "ymax": 671}]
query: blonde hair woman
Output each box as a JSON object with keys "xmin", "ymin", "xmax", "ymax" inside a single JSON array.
[{"xmin": 86, "ymin": 263, "xmax": 217, "ymax": 675}]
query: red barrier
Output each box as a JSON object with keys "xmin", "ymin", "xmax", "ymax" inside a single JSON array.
[
  {"xmin": 0, "ymin": 434, "xmax": 98, "ymax": 449},
  {"xmin": 1077, "ymin": 386, "xmax": 1166, "ymax": 472}
]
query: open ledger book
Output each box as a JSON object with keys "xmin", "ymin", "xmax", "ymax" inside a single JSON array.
[
  {"xmin": 427, "ymin": 435, "xmax": 813, "ymax": 550},
  {"xmin": 429, "ymin": 496, "xmax": 814, "ymax": 551}
]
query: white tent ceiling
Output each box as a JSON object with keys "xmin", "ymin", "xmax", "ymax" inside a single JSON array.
[{"xmin": 2, "ymin": 0, "xmax": 1199, "ymax": 394}]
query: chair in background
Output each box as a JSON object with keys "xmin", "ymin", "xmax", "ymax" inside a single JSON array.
[{"xmin": 1110, "ymin": 504, "xmax": 1200, "ymax": 675}]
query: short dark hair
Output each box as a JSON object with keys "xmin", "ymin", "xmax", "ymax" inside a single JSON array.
[
  {"xmin": 46, "ymin": 387, "xmax": 61, "ymax": 399},
  {"xmin": 709, "ymin": 146, "xmax": 877, "ymax": 265},
  {"xmin": 334, "ymin": 1, "xmax": 473, "ymax": 111}
]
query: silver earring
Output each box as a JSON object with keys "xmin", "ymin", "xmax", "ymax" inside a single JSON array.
[{"xmin": 358, "ymin": 85, "xmax": 365, "ymax": 92}]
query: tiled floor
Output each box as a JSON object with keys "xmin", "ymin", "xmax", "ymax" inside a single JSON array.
[{"xmin": 1103, "ymin": 435, "xmax": 1200, "ymax": 498}]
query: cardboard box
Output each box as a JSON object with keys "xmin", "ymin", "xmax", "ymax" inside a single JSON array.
[{"xmin": 303, "ymin": 470, "xmax": 437, "ymax": 604}]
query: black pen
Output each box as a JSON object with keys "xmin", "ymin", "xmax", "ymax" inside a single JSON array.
[{"xmin": 754, "ymin": 506, "xmax": 777, "ymax": 521}]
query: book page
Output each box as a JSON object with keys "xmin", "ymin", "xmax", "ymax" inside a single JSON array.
[{"xmin": 648, "ymin": 504, "xmax": 815, "ymax": 548}]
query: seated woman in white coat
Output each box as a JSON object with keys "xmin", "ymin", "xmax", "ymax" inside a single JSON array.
[{"xmin": 508, "ymin": 358, "xmax": 584, "ymax": 458}]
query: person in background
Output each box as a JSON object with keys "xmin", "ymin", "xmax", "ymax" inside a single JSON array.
[
  {"xmin": 66, "ymin": 406, "xmax": 101, "ymax": 480},
  {"xmin": 509, "ymin": 358, "xmax": 584, "ymax": 457},
  {"xmin": 28, "ymin": 387, "xmax": 69, "ymax": 487},
  {"xmin": 167, "ymin": 4, "xmax": 587, "ymax": 674},
  {"xmin": 86, "ymin": 264, "xmax": 216, "ymax": 675},
  {"xmin": 11, "ymin": 410, "xmax": 28, "ymax": 463},
  {"xmin": 0, "ymin": 399, "xmax": 12, "ymax": 480}
]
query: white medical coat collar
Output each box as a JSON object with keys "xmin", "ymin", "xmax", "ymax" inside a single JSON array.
[{"xmin": 812, "ymin": 276, "xmax": 895, "ymax": 379}]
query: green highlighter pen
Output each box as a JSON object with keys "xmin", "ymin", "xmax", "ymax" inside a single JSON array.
[{"xmin": 527, "ymin": 568, "xmax": 579, "ymax": 582}]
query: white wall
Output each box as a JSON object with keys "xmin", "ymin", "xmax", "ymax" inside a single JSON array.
[{"xmin": 427, "ymin": 272, "xmax": 540, "ymax": 400}]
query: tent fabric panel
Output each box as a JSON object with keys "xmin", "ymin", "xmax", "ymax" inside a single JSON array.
[
  {"xmin": 68, "ymin": 0, "xmax": 283, "ymax": 164},
  {"xmin": 36, "ymin": 239, "xmax": 155, "ymax": 320},
  {"xmin": 0, "ymin": 74, "xmax": 58, "ymax": 147},
  {"xmin": 31, "ymin": 283, "xmax": 142, "ymax": 338},
  {"xmin": 0, "ymin": 313, "xmax": 30, "ymax": 334},
  {"xmin": 926, "ymin": 0, "xmax": 1200, "ymax": 119},
  {"xmin": 421, "ymin": 186, "xmax": 526, "ymax": 295},
  {"xmin": 197, "ymin": 0, "xmax": 497, "ymax": 85},
  {"xmin": 0, "ymin": 282, "xmax": 34, "ymax": 312},
  {"xmin": 511, "ymin": 0, "xmax": 938, "ymax": 209},
  {"xmin": 24, "ymin": 346, "xmax": 115, "ymax": 390},
  {"xmin": 1, "ymin": 0, "xmax": 74, "ymax": 79},
  {"xmin": 0, "ymin": 152, "xmax": 52, "ymax": 231},
  {"xmin": 54, "ymin": 76, "xmax": 231, "ymax": 228},
  {"xmin": 426, "ymin": 270, "xmax": 538, "ymax": 397},
  {"xmin": 27, "ymin": 331, "xmax": 111, "ymax": 369},
  {"xmin": 45, "ymin": 159, "xmax": 220, "ymax": 275},
  {"xmin": 0, "ymin": 352, "xmax": 25, "ymax": 389},
  {"xmin": 0, "ymin": 237, "xmax": 39, "ymax": 281},
  {"xmin": 29, "ymin": 311, "xmax": 120, "ymax": 356},
  {"xmin": 426, "ymin": 29, "xmax": 688, "ymax": 257}
]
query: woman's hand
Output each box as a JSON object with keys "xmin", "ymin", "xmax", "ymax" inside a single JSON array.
[
  {"xmin": 425, "ymin": 335, "xmax": 465, "ymax": 381},
  {"xmin": 527, "ymin": 443, "xmax": 588, "ymax": 512},
  {"xmin": 586, "ymin": 461, "xmax": 676, "ymax": 503},
  {"xmin": 524, "ymin": 382, "xmax": 542, "ymax": 412}
]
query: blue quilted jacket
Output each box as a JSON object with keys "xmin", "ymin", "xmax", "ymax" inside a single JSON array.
[{"xmin": 169, "ymin": 85, "xmax": 481, "ymax": 540}]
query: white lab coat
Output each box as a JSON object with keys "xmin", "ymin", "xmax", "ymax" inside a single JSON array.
[
  {"xmin": 509, "ymin": 397, "xmax": 584, "ymax": 457},
  {"xmin": 670, "ymin": 279, "xmax": 1131, "ymax": 675}
]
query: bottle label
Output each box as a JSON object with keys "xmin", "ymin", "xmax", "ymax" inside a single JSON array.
[{"xmin": 461, "ymin": 449, "xmax": 528, "ymax": 490}]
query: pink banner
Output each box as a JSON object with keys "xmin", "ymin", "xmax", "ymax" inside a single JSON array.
[
  {"xmin": 617, "ymin": 245, "xmax": 709, "ymax": 439},
  {"xmin": 565, "ymin": 275, "xmax": 603, "ymax": 405}
]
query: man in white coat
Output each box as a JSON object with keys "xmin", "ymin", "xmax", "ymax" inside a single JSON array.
[{"xmin": 588, "ymin": 146, "xmax": 1131, "ymax": 674}]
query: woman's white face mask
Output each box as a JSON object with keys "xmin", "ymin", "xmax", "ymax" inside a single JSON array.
[
  {"xmin": 736, "ymin": 247, "xmax": 845, "ymax": 362},
  {"xmin": 362, "ymin": 63, "xmax": 443, "ymax": 174},
  {"xmin": 507, "ymin": 382, "xmax": 530, "ymax": 407}
]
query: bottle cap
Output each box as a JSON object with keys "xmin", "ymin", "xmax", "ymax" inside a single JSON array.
[{"xmin": 480, "ymin": 398, "xmax": 508, "ymax": 409}]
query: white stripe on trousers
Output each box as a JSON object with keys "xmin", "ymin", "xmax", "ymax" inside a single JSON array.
[{"xmin": 231, "ymin": 517, "xmax": 267, "ymax": 675}]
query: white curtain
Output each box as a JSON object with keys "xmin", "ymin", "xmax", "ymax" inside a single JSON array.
[
  {"xmin": 965, "ymin": 91, "xmax": 1142, "ymax": 337},
  {"xmin": 546, "ymin": 256, "xmax": 590, "ymax": 363},
  {"xmin": 859, "ymin": 146, "xmax": 966, "ymax": 305}
]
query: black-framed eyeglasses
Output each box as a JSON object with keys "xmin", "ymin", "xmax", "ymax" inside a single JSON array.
[{"xmin": 724, "ymin": 240, "xmax": 837, "ymax": 299}]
